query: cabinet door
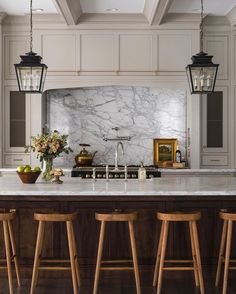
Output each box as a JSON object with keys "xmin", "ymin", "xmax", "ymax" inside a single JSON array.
[
  {"xmin": 4, "ymin": 86, "xmax": 31, "ymax": 153},
  {"xmin": 201, "ymin": 86, "xmax": 228, "ymax": 153}
]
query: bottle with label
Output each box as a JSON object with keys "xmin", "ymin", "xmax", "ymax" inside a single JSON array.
[
  {"xmin": 138, "ymin": 162, "xmax": 146, "ymax": 181},
  {"xmin": 175, "ymin": 145, "xmax": 181, "ymax": 163}
]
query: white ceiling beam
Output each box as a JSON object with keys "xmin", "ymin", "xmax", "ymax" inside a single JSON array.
[
  {"xmin": 227, "ymin": 5, "xmax": 236, "ymax": 26},
  {"xmin": 143, "ymin": 0, "xmax": 174, "ymax": 25},
  {"xmin": 53, "ymin": 0, "xmax": 82, "ymax": 25}
]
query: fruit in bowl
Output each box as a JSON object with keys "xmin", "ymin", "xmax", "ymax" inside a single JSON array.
[{"xmin": 16, "ymin": 165, "xmax": 41, "ymax": 183}]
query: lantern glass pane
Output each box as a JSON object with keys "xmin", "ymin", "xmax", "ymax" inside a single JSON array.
[
  {"xmin": 16, "ymin": 66, "xmax": 44, "ymax": 92},
  {"xmin": 189, "ymin": 66, "xmax": 217, "ymax": 93}
]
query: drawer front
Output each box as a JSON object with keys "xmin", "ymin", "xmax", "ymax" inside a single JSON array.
[
  {"xmin": 201, "ymin": 155, "xmax": 228, "ymax": 166},
  {"xmin": 4, "ymin": 154, "xmax": 31, "ymax": 167}
]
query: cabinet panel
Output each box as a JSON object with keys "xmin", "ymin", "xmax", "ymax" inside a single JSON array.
[
  {"xmin": 201, "ymin": 155, "xmax": 228, "ymax": 166},
  {"xmin": 4, "ymin": 154, "xmax": 31, "ymax": 167},
  {"xmin": 4, "ymin": 87, "xmax": 31, "ymax": 154},
  {"xmin": 201, "ymin": 86, "xmax": 228, "ymax": 155},
  {"xmin": 42, "ymin": 34, "xmax": 76, "ymax": 71},
  {"xmin": 158, "ymin": 34, "xmax": 191, "ymax": 71},
  {"xmin": 80, "ymin": 34, "xmax": 114, "ymax": 71},
  {"xmin": 119, "ymin": 34, "xmax": 153, "ymax": 71},
  {"xmin": 204, "ymin": 36, "xmax": 228, "ymax": 80},
  {"xmin": 4, "ymin": 35, "xmax": 29, "ymax": 79}
]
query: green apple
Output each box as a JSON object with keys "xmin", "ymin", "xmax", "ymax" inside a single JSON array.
[
  {"xmin": 17, "ymin": 165, "xmax": 25, "ymax": 173},
  {"xmin": 24, "ymin": 166, "xmax": 31, "ymax": 173},
  {"xmin": 34, "ymin": 166, "xmax": 41, "ymax": 172}
]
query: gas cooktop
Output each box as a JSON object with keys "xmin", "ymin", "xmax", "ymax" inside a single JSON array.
[{"xmin": 71, "ymin": 165, "xmax": 161, "ymax": 179}]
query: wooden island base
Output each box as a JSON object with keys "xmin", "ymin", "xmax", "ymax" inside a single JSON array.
[{"xmin": 0, "ymin": 194, "xmax": 235, "ymax": 273}]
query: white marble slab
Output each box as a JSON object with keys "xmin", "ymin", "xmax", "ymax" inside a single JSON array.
[
  {"xmin": 1, "ymin": 176, "xmax": 236, "ymax": 196},
  {"xmin": 46, "ymin": 86, "xmax": 187, "ymax": 167}
]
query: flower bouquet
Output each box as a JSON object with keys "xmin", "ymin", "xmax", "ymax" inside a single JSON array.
[{"xmin": 25, "ymin": 130, "xmax": 73, "ymax": 180}]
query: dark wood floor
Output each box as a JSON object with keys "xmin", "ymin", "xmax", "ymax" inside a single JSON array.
[{"xmin": 0, "ymin": 266, "xmax": 236, "ymax": 294}]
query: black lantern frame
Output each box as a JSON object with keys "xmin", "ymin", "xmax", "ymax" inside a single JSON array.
[
  {"xmin": 186, "ymin": 0, "xmax": 219, "ymax": 94},
  {"xmin": 14, "ymin": 0, "xmax": 47, "ymax": 93}
]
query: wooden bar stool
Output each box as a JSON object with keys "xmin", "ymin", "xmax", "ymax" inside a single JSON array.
[
  {"xmin": 30, "ymin": 212, "xmax": 80, "ymax": 294},
  {"xmin": 93, "ymin": 211, "xmax": 141, "ymax": 294},
  {"xmin": 0, "ymin": 209, "xmax": 21, "ymax": 294},
  {"xmin": 153, "ymin": 211, "xmax": 204, "ymax": 294},
  {"xmin": 215, "ymin": 210, "xmax": 236, "ymax": 294}
]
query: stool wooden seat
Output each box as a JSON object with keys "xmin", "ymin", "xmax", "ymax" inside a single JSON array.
[
  {"xmin": 215, "ymin": 210, "xmax": 236, "ymax": 294},
  {"xmin": 93, "ymin": 211, "xmax": 140, "ymax": 294},
  {"xmin": 30, "ymin": 212, "xmax": 80, "ymax": 294},
  {"xmin": 153, "ymin": 211, "xmax": 204, "ymax": 294},
  {"xmin": 0, "ymin": 209, "xmax": 21, "ymax": 294}
]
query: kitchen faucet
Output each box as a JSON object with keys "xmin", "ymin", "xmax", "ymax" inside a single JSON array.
[{"xmin": 115, "ymin": 141, "xmax": 124, "ymax": 170}]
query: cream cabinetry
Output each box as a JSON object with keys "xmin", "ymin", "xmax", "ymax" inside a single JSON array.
[
  {"xmin": 4, "ymin": 35, "xmax": 29, "ymax": 80},
  {"xmin": 3, "ymin": 86, "xmax": 31, "ymax": 167},
  {"xmin": 80, "ymin": 34, "xmax": 115, "ymax": 71},
  {"xmin": 204, "ymin": 36, "xmax": 229, "ymax": 80},
  {"xmin": 201, "ymin": 86, "xmax": 229, "ymax": 167},
  {"xmin": 119, "ymin": 34, "xmax": 155, "ymax": 71},
  {"xmin": 42, "ymin": 32, "xmax": 77, "ymax": 72}
]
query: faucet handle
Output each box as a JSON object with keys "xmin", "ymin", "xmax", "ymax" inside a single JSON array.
[
  {"xmin": 92, "ymin": 168, "xmax": 96, "ymax": 181},
  {"xmin": 124, "ymin": 165, "xmax": 127, "ymax": 181},
  {"xmin": 106, "ymin": 165, "xmax": 109, "ymax": 181}
]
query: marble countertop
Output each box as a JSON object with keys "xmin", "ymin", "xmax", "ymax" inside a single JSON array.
[
  {"xmin": 1, "ymin": 168, "xmax": 236, "ymax": 175},
  {"xmin": 1, "ymin": 175, "xmax": 236, "ymax": 196}
]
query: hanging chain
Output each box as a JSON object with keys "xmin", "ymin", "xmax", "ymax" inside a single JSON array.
[
  {"xmin": 200, "ymin": 0, "xmax": 204, "ymax": 52},
  {"xmin": 30, "ymin": 0, "xmax": 33, "ymax": 52}
]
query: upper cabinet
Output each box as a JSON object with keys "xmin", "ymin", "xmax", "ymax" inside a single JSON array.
[
  {"xmin": 4, "ymin": 35, "xmax": 29, "ymax": 79},
  {"xmin": 42, "ymin": 33, "xmax": 77, "ymax": 72},
  {"xmin": 4, "ymin": 30, "xmax": 196, "ymax": 75},
  {"xmin": 204, "ymin": 36, "xmax": 229, "ymax": 80},
  {"xmin": 119, "ymin": 34, "xmax": 154, "ymax": 71},
  {"xmin": 158, "ymin": 34, "xmax": 191, "ymax": 72},
  {"xmin": 80, "ymin": 34, "xmax": 115, "ymax": 71}
]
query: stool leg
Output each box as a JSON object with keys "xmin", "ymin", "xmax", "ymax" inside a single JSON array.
[
  {"xmin": 3, "ymin": 220, "xmax": 13, "ymax": 294},
  {"xmin": 153, "ymin": 221, "xmax": 164, "ymax": 287},
  {"xmin": 157, "ymin": 220, "xmax": 169, "ymax": 294},
  {"xmin": 8, "ymin": 220, "xmax": 21, "ymax": 286},
  {"xmin": 30, "ymin": 221, "xmax": 45, "ymax": 294},
  {"xmin": 70, "ymin": 222, "xmax": 81, "ymax": 287},
  {"xmin": 189, "ymin": 221, "xmax": 199, "ymax": 287},
  {"xmin": 128, "ymin": 221, "xmax": 141, "ymax": 294},
  {"xmin": 66, "ymin": 221, "xmax": 78, "ymax": 294},
  {"xmin": 191, "ymin": 221, "xmax": 204, "ymax": 294},
  {"xmin": 93, "ymin": 221, "xmax": 106, "ymax": 294},
  {"xmin": 215, "ymin": 220, "xmax": 227, "ymax": 287},
  {"xmin": 223, "ymin": 220, "xmax": 233, "ymax": 294}
]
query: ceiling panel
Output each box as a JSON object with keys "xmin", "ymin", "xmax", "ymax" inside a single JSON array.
[
  {"xmin": 0, "ymin": 0, "xmax": 58, "ymax": 15},
  {"xmin": 169, "ymin": 0, "xmax": 236, "ymax": 16},
  {"xmin": 80, "ymin": 0, "xmax": 145, "ymax": 14}
]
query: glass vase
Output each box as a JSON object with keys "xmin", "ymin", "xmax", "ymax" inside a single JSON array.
[{"xmin": 42, "ymin": 158, "xmax": 53, "ymax": 181}]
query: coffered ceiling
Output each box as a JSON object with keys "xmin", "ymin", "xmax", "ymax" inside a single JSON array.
[{"xmin": 0, "ymin": 0, "xmax": 235, "ymax": 26}]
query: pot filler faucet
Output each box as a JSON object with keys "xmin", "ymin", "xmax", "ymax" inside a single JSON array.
[{"xmin": 115, "ymin": 141, "xmax": 124, "ymax": 171}]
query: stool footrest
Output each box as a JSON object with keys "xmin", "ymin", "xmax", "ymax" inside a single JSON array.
[
  {"xmin": 163, "ymin": 267, "xmax": 195, "ymax": 271},
  {"xmin": 40, "ymin": 259, "xmax": 71, "ymax": 263},
  {"xmin": 100, "ymin": 266, "xmax": 134, "ymax": 271},
  {"xmin": 101, "ymin": 259, "xmax": 133, "ymax": 264},
  {"xmin": 38, "ymin": 266, "xmax": 71, "ymax": 271},
  {"xmin": 164, "ymin": 259, "xmax": 193, "ymax": 263}
]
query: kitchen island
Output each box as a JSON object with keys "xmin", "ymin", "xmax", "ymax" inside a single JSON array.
[{"xmin": 1, "ymin": 175, "xmax": 236, "ymax": 272}]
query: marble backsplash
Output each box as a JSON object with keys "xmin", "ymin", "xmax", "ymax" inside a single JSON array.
[{"xmin": 46, "ymin": 86, "xmax": 187, "ymax": 167}]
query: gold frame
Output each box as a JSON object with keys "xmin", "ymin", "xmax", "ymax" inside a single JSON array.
[{"xmin": 153, "ymin": 138, "xmax": 178, "ymax": 167}]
